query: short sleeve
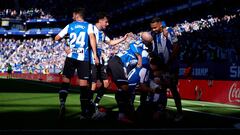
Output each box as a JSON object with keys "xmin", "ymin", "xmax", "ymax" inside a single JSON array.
[
  {"xmin": 58, "ymin": 25, "xmax": 69, "ymax": 38},
  {"xmin": 87, "ymin": 23, "xmax": 94, "ymax": 34}
]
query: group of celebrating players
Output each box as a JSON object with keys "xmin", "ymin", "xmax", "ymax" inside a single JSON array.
[{"xmin": 55, "ymin": 8, "xmax": 183, "ymax": 123}]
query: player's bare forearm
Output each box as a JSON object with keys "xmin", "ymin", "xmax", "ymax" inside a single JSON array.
[
  {"xmin": 64, "ymin": 46, "xmax": 71, "ymax": 54},
  {"xmin": 139, "ymin": 83, "xmax": 153, "ymax": 92},
  {"xmin": 108, "ymin": 38, "xmax": 125, "ymax": 46},
  {"xmin": 54, "ymin": 35, "xmax": 61, "ymax": 41},
  {"xmin": 108, "ymin": 32, "xmax": 131, "ymax": 45},
  {"xmin": 136, "ymin": 53, "xmax": 142, "ymax": 67},
  {"xmin": 89, "ymin": 33, "xmax": 99, "ymax": 64}
]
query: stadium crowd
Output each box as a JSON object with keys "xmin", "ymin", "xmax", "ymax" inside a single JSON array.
[
  {"xmin": 0, "ymin": 10, "xmax": 239, "ymax": 73},
  {"xmin": 0, "ymin": 8, "xmax": 53, "ymax": 20},
  {"xmin": 0, "ymin": 38, "xmax": 65, "ymax": 73},
  {"xmin": 178, "ymin": 13, "xmax": 240, "ymax": 64}
]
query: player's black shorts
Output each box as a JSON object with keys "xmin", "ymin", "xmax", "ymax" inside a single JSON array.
[
  {"xmin": 62, "ymin": 57, "xmax": 90, "ymax": 80},
  {"xmin": 91, "ymin": 64, "xmax": 108, "ymax": 82},
  {"xmin": 108, "ymin": 56, "xmax": 128, "ymax": 86}
]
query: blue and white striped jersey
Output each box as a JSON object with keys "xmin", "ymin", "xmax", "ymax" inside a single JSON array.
[
  {"xmin": 128, "ymin": 67, "xmax": 149, "ymax": 87},
  {"xmin": 116, "ymin": 42, "xmax": 140, "ymax": 68},
  {"xmin": 93, "ymin": 25, "xmax": 110, "ymax": 64},
  {"xmin": 127, "ymin": 40, "xmax": 150, "ymax": 88},
  {"xmin": 58, "ymin": 21, "xmax": 94, "ymax": 62},
  {"xmin": 131, "ymin": 40, "xmax": 150, "ymax": 68}
]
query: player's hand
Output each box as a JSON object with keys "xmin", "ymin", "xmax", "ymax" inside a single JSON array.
[
  {"xmin": 94, "ymin": 56, "xmax": 99, "ymax": 65},
  {"xmin": 123, "ymin": 33, "xmax": 128, "ymax": 40},
  {"xmin": 138, "ymin": 84, "xmax": 151, "ymax": 92},
  {"xmin": 64, "ymin": 46, "xmax": 71, "ymax": 54},
  {"xmin": 136, "ymin": 62, "xmax": 142, "ymax": 68},
  {"xmin": 123, "ymin": 32, "xmax": 133, "ymax": 39}
]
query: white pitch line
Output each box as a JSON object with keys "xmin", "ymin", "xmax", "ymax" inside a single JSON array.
[{"xmin": 104, "ymin": 94, "xmax": 240, "ymax": 121}]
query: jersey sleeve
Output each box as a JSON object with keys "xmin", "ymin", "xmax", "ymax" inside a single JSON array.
[
  {"xmin": 130, "ymin": 43, "xmax": 140, "ymax": 55},
  {"xmin": 167, "ymin": 27, "xmax": 178, "ymax": 43},
  {"xmin": 87, "ymin": 24, "xmax": 94, "ymax": 34},
  {"xmin": 104, "ymin": 35, "xmax": 110, "ymax": 42},
  {"xmin": 58, "ymin": 25, "xmax": 69, "ymax": 38}
]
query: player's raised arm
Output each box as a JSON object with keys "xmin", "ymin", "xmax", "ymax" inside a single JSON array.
[{"xmin": 107, "ymin": 32, "xmax": 131, "ymax": 46}]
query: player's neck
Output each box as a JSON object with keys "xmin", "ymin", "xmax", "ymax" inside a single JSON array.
[
  {"xmin": 95, "ymin": 23, "xmax": 102, "ymax": 30},
  {"xmin": 76, "ymin": 17, "xmax": 84, "ymax": 22}
]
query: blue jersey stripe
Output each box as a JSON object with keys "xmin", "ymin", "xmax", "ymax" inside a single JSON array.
[{"xmin": 66, "ymin": 21, "xmax": 94, "ymax": 63}]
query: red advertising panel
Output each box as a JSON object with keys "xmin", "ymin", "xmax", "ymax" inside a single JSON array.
[{"xmin": 178, "ymin": 80, "xmax": 240, "ymax": 106}]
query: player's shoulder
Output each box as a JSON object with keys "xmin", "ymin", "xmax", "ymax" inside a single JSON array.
[
  {"xmin": 92, "ymin": 25, "xmax": 101, "ymax": 33},
  {"xmin": 135, "ymin": 40, "xmax": 142, "ymax": 45},
  {"xmin": 93, "ymin": 24, "xmax": 98, "ymax": 30},
  {"xmin": 70, "ymin": 21, "xmax": 90, "ymax": 27},
  {"xmin": 129, "ymin": 42, "xmax": 137, "ymax": 49},
  {"xmin": 131, "ymin": 40, "xmax": 143, "ymax": 48}
]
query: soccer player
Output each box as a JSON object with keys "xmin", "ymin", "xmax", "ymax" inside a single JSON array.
[
  {"xmin": 150, "ymin": 17, "xmax": 183, "ymax": 121},
  {"xmin": 107, "ymin": 33, "xmax": 147, "ymax": 122},
  {"xmin": 127, "ymin": 32, "xmax": 153, "ymax": 104},
  {"xmin": 55, "ymin": 8, "xmax": 99, "ymax": 119},
  {"xmin": 90, "ymin": 12, "xmax": 130, "ymax": 108},
  {"xmin": 135, "ymin": 57, "xmax": 165, "ymax": 121}
]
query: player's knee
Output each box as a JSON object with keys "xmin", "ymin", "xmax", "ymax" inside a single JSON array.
[
  {"xmin": 91, "ymin": 83, "xmax": 97, "ymax": 91},
  {"xmin": 79, "ymin": 79, "xmax": 88, "ymax": 86},
  {"xmin": 103, "ymin": 80, "xmax": 109, "ymax": 88},
  {"xmin": 120, "ymin": 84, "xmax": 129, "ymax": 91}
]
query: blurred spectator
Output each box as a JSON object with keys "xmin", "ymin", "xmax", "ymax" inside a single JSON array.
[
  {"xmin": 0, "ymin": 38, "xmax": 66, "ymax": 73},
  {"xmin": 0, "ymin": 8, "xmax": 53, "ymax": 20}
]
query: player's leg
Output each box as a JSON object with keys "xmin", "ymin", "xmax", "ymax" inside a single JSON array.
[
  {"xmin": 94, "ymin": 65, "xmax": 109, "ymax": 106},
  {"xmin": 91, "ymin": 65, "xmax": 109, "ymax": 120},
  {"xmin": 59, "ymin": 57, "xmax": 75, "ymax": 119},
  {"xmin": 77, "ymin": 61, "xmax": 95, "ymax": 119},
  {"xmin": 128, "ymin": 67, "xmax": 141, "ymax": 105},
  {"xmin": 108, "ymin": 56, "xmax": 133, "ymax": 122},
  {"xmin": 90, "ymin": 64, "xmax": 97, "ymax": 105},
  {"xmin": 169, "ymin": 73, "xmax": 183, "ymax": 121}
]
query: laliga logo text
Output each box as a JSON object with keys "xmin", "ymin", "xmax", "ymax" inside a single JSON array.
[{"xmin": 228, "ymin": 82, "xmax": 240, "ymax": 103}]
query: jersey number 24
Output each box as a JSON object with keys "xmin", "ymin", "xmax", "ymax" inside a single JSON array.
[{"xmin": 69, "ymin": 32, "xmax": 86, "ymax": 47}]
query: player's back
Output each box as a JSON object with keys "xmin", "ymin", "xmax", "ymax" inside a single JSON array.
[
  {"xmin": 68, "ymin": 21, "xmax": 89, "ymax": 48},
  {"xmin": 67, "ymin": 21, "xmax": 91, "ymax": 61},
  {"xmin": 117, "ymin": 43, "xmax": 139, "ymax": 67},
  {"xmin": 130, "ymin": 40, "xmax": 150, "ymax": 68}
]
